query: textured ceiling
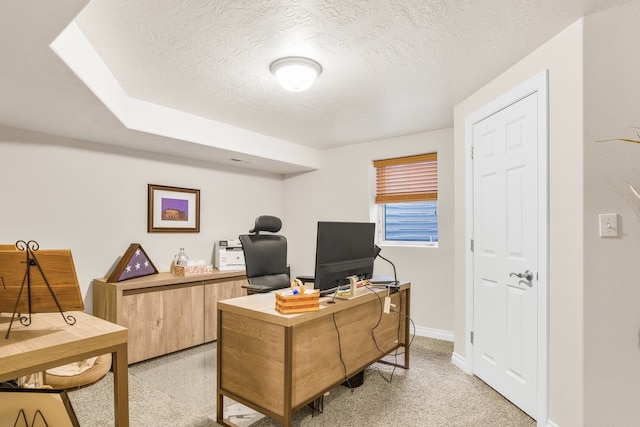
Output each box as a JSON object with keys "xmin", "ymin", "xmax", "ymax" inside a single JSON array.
[
  {"xmin": 0, "ymin": 0, "xmax": 634, "ymax": 174},
  {"xmin": 74, "ymin": 0, "xmax": 630, "ymax": 149}
]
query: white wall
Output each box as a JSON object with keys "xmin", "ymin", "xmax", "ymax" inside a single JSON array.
[
  {"xmin": 583, "ymin": 2, "xmax": 640, "ymax": 425},
  {"xmin": 0, "ymin": 124, "xmax": 455, "ymax": 337},
  {"xmin": 0, "ymin": 126, "xmax": 285, "ymax": 311},
  {"xmin": 283, "ymin": 128, "xmax": 455, "ymax": 337},
  {"xmin": 453, "ymin": 20, "xmax": 585, "ymax": 426},
  {"xmin": 453, "ymin": 2, "xmax": 640, "ymax": 424}
]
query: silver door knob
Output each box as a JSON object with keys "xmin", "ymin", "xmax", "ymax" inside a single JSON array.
[{"xmin": 510, "ymin": 270, "xmax": 534, "ymax": 281}]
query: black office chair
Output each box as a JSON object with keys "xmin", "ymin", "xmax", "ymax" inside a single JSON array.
[{"xmin": 239, "ymin": 215, "xmax": 291, "ymax": 294}]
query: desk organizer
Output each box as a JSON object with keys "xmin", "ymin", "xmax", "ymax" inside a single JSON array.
[
  {"xmin": 172, "ymin": 264, "xmax": 214, "ymax": 276},
  {"xmin": 275, "ymin": 289, "xmax": 320, "ymax": 314}
]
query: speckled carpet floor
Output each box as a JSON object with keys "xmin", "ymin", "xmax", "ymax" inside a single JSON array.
[{"xmin": 67, "ymin": 336, "xmax": 535, "ymax": 426}]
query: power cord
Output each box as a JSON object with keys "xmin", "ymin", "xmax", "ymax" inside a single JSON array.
[
  {"xmin": 330, "ymin": 281, "xmax": 416, "ymax": 387},
  {"xmin": 331, "ymin": 312, "xmax": 354, "ymax": 390},
  {"xmin": 370, "ymin": 289, "xmax": 417, "ymax": 383},
  {"xmin": 326, "ymin": 283, "xmax": 351, "ymax": 304}
]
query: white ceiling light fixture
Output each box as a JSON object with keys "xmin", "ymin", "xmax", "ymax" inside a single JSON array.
[{"xmin": 270, "ymin": 56, "xmax": 322, "ymax": 92}]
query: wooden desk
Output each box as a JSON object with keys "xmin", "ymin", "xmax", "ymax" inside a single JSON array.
[
  {"xmin": 216, "ymin": 283, "xmax": 410, "ymax": 427},
  {"xmin": 0, "ymin": 311, "xmax": 129, "ymax": 427}
]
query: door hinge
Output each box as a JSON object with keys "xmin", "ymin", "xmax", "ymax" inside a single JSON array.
[
  {"xmin": 471, "ymin": 146, "xmax": 474, "ymax": 159},
  {"xmin": 470, "ymin": 331, "xmax": 474, "ymax": 344},
  {"xmin": 470, "ymin": 239, "xmax": 474, "ymax": 252}
]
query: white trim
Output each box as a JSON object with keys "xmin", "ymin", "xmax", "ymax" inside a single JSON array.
[
  {"xmin": 451, "ymin": 352, "xmax": 471, "ymax": 374},
  {"xmin": 49, "ymin": 21, "xmax": 320, "ymax": 172},
  {"xmin": 464, "ymin": 70, "xmax": 549, "ymax": 427},
  {"xmin": 413, "ymin": 326, "xmax": 454, "ymax": 342}
]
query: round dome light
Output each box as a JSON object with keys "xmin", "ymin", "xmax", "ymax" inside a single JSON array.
[{"xmin": 270, "ymin": 57, "xmax": 322, "ymax": 92}]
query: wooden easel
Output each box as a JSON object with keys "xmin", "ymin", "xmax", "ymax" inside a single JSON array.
[{"xmin": 0, "ymin": 240, "xmax": 83, "ymax": 338}]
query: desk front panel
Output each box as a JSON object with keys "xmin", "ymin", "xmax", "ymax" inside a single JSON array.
[
  {"xmin": 291, "ymin": 290, "xmax": 405, "ymax": 408},
  {"xmin": 219, "ymin": 310, "xmax": 286, "ymax": 416},
  {"xmin": 218, "ymin": 287, "xmax": 408, "ymax": 420}
]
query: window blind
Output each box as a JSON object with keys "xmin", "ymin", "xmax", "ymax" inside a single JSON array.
[{"xmin": 374, "ymin": 153, "xmax": 437, "ymax": 204}]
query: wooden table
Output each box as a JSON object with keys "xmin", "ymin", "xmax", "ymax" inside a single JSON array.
[
  {"xmin": 0, "ymin": 311, "xmax": 129, "ymax": 426},
  {"xmin": 216, "ymin": 283, "xmax": 410, "ymax": 427}
]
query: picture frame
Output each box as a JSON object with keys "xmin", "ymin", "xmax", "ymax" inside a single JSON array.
[
  {"xmin": 0, "ymin": 388, "xmax": 80, "ymax": 427},
  {"xmin": 148, "ymin": 184, "xmax": 200, "ymax": 233}
]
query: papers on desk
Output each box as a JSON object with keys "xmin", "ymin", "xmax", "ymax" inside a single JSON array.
[
  {"xmin": 332, "ymin": 286, "xmax": 373, "ymax": 300},
  {"xmin": 279, "ymin": 288, "xmax": 318, "ymax": 297},
  {"xmin": 333, "ymin": 288, "xmax": 354, "ymax": 299}
]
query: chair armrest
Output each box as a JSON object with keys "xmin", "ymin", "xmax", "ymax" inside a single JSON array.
[
  {"xmin": 241, "ymin": 283, "xmax": 274, "ymax": 294},
  {"xmin": 296, "ymin": 275, "xmax": 315, "ymax": 285}
]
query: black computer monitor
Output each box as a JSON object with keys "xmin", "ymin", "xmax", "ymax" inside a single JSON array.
[{"xmin": 313, "ymin": 221, "xmax": 376, "ymax": 295}]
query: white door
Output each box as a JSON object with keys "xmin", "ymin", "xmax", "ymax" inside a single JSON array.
[{"xmin": 472, "ymin": 92, "xmax": 539, "ymax": 418}]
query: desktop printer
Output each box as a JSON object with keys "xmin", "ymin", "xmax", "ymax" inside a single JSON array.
[{"xmin": 214, "ymin": 239, "xmax": 245, "ymax": 271}]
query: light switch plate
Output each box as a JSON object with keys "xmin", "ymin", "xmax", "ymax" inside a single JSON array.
[{"xmin": 599, "ymin": 213, "xmax": 618, "ymax": 237}]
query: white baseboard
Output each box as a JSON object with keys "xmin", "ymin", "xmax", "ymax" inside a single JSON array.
[
  {"xmin": 411, "ymin": 327, "xmax": 473, "ymax": 375},
  {"xmin": 449, "ymin": 352, "xmax": 554, "ymax": 427},
  {"xmin": 413, "ymin": 326, "xmax": 454, "ymax": 341},
  {"xmin": 449, "ymin": 344, "xmax": 554, "ymax": 426},
  {"xmin": 451, "ymin": 351, "xmax": 472, "ymax": 374}
]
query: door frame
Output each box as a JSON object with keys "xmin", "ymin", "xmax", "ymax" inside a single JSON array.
[{"xmin": 464, "ymin": 70, "xmax": 549, "ymax": 425}]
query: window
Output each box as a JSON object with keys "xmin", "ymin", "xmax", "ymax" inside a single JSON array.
[{"xmin": 374, "ymin": 153, "xmax": 438, "ymax": 245}]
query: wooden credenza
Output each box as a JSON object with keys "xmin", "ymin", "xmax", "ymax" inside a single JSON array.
[{"xmin": 93, "ymin": 271, "xmax": 247, "ymax": 364}]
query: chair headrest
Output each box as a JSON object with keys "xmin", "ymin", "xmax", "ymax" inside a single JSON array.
[{"xmin": 249, "ymin": 215, "xmax": 282, "ymax": 234}]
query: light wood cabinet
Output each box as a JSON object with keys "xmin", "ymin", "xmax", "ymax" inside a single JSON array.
[
  {"xmin": 204, "ymin": 277, "xmax": 247, "ymax": 342},
  {"xmin": 93, "ymin": 271, "xmax": 247, "ymax": 364}
]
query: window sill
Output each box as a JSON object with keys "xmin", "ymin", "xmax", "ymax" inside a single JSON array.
[{"xmin": 379, "ymin": 241, "xmax": 438, "ymax": 249}]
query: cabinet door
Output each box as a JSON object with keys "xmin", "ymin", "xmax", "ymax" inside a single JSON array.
[
  {"xmin": 122, "ymin": 290, "xmax": 166, "ymax": 363},
  {"xmin": 204, "ymin": 278, "xmax": 248, "ymax": 341},
  {"xmin": 122, "ymin": 284, "xmax": 206, "ymax": 363},
  {"xmin": 163, "ymin": 284, "xmax": 206, "ymax": 354}
]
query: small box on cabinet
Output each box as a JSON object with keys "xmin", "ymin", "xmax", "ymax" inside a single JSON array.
[{"xmin": 172, "ymin": 264, "xmax": 214, "ymax": 276}]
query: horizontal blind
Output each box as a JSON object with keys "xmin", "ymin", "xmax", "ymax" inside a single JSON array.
[{"xmin": 374, "ymin": 153, "xmax": 437, "ymax": 204}]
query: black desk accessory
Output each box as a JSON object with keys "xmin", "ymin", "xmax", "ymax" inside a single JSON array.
[{"xmin": 373, "ymin": 245, "xmax": 399, "ymax": 292}]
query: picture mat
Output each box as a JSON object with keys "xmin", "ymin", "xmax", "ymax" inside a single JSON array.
[{"xmin": 151, "ymin": 189, "xmax": 197, "ymax": 229}]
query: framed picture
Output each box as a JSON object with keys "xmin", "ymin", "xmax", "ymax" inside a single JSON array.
[
  {"xmin": 0, "ymin": 388, "xmax": 80, "ymax": 427},
  {"xmin": 148, "ymin": 184, "xmax": 200, "ymax": 233}
]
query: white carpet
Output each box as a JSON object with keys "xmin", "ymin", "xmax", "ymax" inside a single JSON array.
[{"xmin": 67, "ymin": 337, "xmax": 535, "ymax": 426}]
